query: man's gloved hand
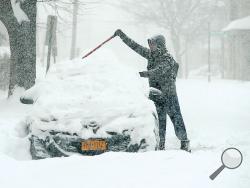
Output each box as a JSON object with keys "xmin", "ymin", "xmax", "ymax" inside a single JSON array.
[
  {"xmin": 149, "ymin": 87, "xmax": 164, "ymax": 104},
  {"xmin": 114, "ymin": 29, "xmax": 123, "ymax": 37},
  {"xmin": 149, "ymin": 87, "xmax": 163, "ymax": 96},
  {"xmin": 139, "ymin": 71, "xmax": 149, "ymax": 78}
]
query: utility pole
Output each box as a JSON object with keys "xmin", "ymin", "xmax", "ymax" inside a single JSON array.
[
  {"xmin": 45, "ymin": 16, "xmax": 57, "ymax": 74},
  {"xmin": 70, "ymin": 0, "xmax": 79, "ymax": 60},
  {"xmin": 208, "ymin": 22, "xmax": 211, "ymax": 82},
  {"xmin": 221, "ymin": 34, "xmax": 225, "ymax": 79},
  {"xmin": 185, "ymin": 38, "xmax": 189, "ymax": 79}
]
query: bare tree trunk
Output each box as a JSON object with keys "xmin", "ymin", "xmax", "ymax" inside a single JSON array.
[
  {"xmin": 0, "ymin": 0, "xmax": 37, "ymax": 96},
  {"xmin": 208, "ymin": 22, "xmax": 211, "ymax": 82},
  {"xmin": 221, "ymin": 35, "xmax": 225, "ymax": 79},
  {"xmin": 70, "ymin": 0, "xmax": 78, "ymax": 60}
]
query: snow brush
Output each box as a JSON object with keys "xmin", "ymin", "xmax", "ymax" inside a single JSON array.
[{"xmin": 82, "ymin": 34, "xmax": 116, "ymax": 59}]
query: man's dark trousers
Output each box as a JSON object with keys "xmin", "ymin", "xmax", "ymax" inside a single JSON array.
[{"xmin": 154, "ymin": 94, "xmax": 188, "ymax": 149}]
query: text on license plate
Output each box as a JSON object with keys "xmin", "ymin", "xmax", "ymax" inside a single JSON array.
[{"xmin": 81, "ymin": 139, "xmax": 107, "ymax": 151}]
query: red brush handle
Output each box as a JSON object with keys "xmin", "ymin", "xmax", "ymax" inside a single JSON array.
[{"xmin": 82, "ymin": 35, "xmax": 116, "ymax": 59}]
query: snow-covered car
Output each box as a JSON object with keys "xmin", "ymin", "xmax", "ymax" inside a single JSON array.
[{"xmin": 21, "ymin": 50, "xmax": 159, "ymax": 159}]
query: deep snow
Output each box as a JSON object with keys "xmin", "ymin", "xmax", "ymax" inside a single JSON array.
[{"xmin": 0, "ymin": 49, "xmax": 250, "ymax": 188}]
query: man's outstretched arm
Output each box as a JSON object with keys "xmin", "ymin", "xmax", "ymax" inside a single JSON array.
[{"xmin": 115, "ymin": 29, "xmax": 150, "ymax": 59}]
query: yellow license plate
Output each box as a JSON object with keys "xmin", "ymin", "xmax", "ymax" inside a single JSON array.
[{"xmin": 81, "ymin": 139, "xmax": 107, "ymax": 151}]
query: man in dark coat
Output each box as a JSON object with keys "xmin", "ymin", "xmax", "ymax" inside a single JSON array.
[{"xmin": 114, "ymin": 29, "xmax": 190, "ymax": 152}]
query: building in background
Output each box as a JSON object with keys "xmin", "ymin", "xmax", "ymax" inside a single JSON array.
[{"xmin": 222, "ymin": 0, "xmax": 250, "ymax": 80}]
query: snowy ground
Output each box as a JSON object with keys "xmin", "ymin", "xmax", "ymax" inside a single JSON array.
[{"xmin": 0, "ymin": 51, "xmax": 250, "ymax": 187}]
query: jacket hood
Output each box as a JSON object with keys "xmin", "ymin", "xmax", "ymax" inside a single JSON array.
[{"xmin": 148, "ymin": 35, "xmax": 167, "ymax": 56}]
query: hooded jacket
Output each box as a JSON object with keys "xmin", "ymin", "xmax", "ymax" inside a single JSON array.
[{"xmin": 119, "ymin": 32, "xmax": 179, "ymax": 96}]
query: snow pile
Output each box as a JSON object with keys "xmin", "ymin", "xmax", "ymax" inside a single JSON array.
[
  {"xmin": 0, "ymin": 89, "xmax": 32, "ymax": 160},
  {"xmin": 22, "ymin": 49, "xmax": 157, "ymax": 149}
]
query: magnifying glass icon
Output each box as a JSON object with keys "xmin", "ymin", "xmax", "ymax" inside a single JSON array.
[{"xmin": 210, "ymin": 147, "xmax": 243, "ymax": 180}]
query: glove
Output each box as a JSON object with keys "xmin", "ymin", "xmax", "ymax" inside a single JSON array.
[
  {"xmin": 149, "ymin": 87, "xmax": 165, "ymax": 104},
  {"xmin": 149, "ymin": 87, "xmax": 163, "ymax": 96},
  {"xmin": 114, "ymin": 29, "xmax": 123, "ymax": 37},
  {"xmin": 139, "ymin": 71, "xmax": 149, "ymax": 78}
]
